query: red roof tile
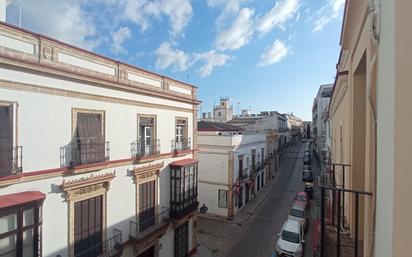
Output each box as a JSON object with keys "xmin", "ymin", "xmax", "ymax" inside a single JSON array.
[
  {"xmin": 170, "ymin": 158, "xmax": 198, "ymax": 167},
  {"xmin": 0, "ymin": 191, "xmax": 46, "ymax": 209}
]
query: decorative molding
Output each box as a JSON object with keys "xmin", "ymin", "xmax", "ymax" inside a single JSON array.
[
  {"xmin": 133, "ymin": 162, "xmax": 164, "ymax": 177},
  {"xmin": 61, "ymin": 171, "xmax": 116, "ymax": 192}
]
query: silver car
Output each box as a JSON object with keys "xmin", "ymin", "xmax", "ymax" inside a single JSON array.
[{"xmin": 287, "ymin": 204, "xmax": 307, "ymax": 231}]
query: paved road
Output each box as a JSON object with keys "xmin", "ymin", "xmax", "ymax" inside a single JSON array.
[{"xmin": 226, "ymin": 143, "xmax": 305, "ymax": 257}]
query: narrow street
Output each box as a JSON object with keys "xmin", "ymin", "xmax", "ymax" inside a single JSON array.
[{"xmin": 198, "ymin": 142, "xmax": 320, "ymax": 257}]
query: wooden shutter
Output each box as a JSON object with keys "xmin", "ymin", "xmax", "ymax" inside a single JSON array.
[
  {"xmin": 0, "ymin": 105, "xmax": 13, "ymax": 176},
  {"xmin": 74, "ymin": 196, "xmax": 103, "ymax": 257},
  {"xmin": 139, "ymin": 181, "xmax": 155, "ymax": 231},
  {"xmin": 76, "ymin": 113, "xmax": 103, "ymax": 163}
]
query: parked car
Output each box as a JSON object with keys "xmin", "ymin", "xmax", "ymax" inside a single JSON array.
[
  {"xmin": 302, "ymin": 171, "xmax": 313, "ymax": 182},
  {"xmin": 303, "ymin": 156, "xmax": 311, "ymax": 165},
  {"xmin": 270, "ymin": 252, "xmax": 279, "ymax": 257},
  {"xmin": 303, "ymin": 165, "xmax": 311, "ymax": 171},
  {"xmin": 276, "ymin": 219, "xmax": 304, "ymax": 257},
  {"xmin": 288, "ymin": 204, "xmax": 308, "ymax": 231},
  {"xmin": 294, "ymin": 192, "xmax": 309, "ymax": 209},
  {"xmin": 304, "ymin": 182, "xmax": 314, "ymax": 199}
]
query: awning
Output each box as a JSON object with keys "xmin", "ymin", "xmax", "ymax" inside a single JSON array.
[
  {"xmin": 0, "ymin": 191, "xmax": 46, "ymax": 209},
  {"xmin": 169, "ymin": 158, "xmax": 198, "ymax": 167}
]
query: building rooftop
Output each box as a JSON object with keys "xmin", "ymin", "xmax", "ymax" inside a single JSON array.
[{"xmin": 198, "ymin": 121, "xmax": 244, "ymax": 131}]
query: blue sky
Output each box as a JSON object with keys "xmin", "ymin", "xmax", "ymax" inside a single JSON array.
[{"xmin": 6, "ymin": 0, "xmax": 344, "ymax": 121}]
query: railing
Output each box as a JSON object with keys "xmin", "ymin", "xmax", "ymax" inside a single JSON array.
[
  {"xmin": 0, "ymin": 146, "xmax": 22, "ymax": 177},
  {"xmin": 320, "ymin": 186, "xmax": 372, "ymax": 257},
  {"xmin": 62, "ymin": 140, "xmax": 110, "ymax": 167},
  {"xmin": 170, "ymin": 196, "xmax": 199, "ymax": 219},
  {"xmin": 74, "ymin": 230, "xmax": 123, "ymax": 257},
  {"xmin": 131, "ymin": 139, "xmax": 160, "ymax": 158},
  {"xmin": 129, "ymin": 207, "xmax": 170, "ymax": 241},
  {"xmin": 171, "ymin": 138, "xmax": 191, "ymax": 151}
]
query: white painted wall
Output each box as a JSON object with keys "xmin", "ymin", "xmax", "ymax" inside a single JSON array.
[
  {"xmin": 0, "ymin": 61, "xmax": 196, "ymax": 256},
  {"xmin": 198, "ymin": 132, "xmax": 267, "ymax": 217}
]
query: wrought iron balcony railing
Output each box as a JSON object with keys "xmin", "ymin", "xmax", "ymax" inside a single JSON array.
[
  {"xmin": 171, "ymin": 138, "xmax": 191, "ymax": 151},
  {"xmin": 131, "ymin": 139, "xmax": 160, "ymax": 158},
  {"xmin": 61, "ymin": 140, "xmax": 110, "ymax": 167},
  {"xmin": 74, "ymin": 230, "xmax": 123, "ymax": 257},
  {"xmin": 129, "ymin": 207, "xmax": 170, "ymax": 241},
  {"xmin": 0, "ymin": 146, "xmax": 22, "ymax": 177}
]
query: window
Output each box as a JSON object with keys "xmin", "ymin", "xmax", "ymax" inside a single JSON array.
[
  {"xmin": 261, "ymin": 148, "xmax": 265, "ymax": 163},
  {"xmin": 138, "ymin": 116, "xmax": 157, "ymax": 155},
  {"xmin": 251, "ymin": 149, "xmax": 256, "ymax": 171},
  {"xmin": 218, "ymin": 190, "xmax": 227, "ymax": 208},
  {"xmin": 218, "ymin": 112, "xmax": 221, "ymax": 117},
  {"xmin": 174, "ymin": 222, "xmax": 188, "ymax": 257},
  {"xmin": 74, "ymin": 196, "xmax": 103, "ymax": 257},
  {"xmin": 0, "ymin": 204, "xmax": 43, "ymax": 257},
  {"xmin": 0, "ymin": 103, "xmax": 19, "ymax": 177},
  {"xmin": 246, "ymin": 157, "xmax": 250, "ymax": 168},
  {"xmin": 170, "ymin": 161, "xmax": 198, "ymax": 219},
  {"xmin": 74, "ymin": 112, "xmax": 105, "ymax": 164},
  {"xmin": 175, "ymin": 119, "xmax": 188, "ymax": 150},
  {"xmin": 238, "ymin": 155, "xmax": 243, "ymax": 178},
  {"xmin": 139, "ymin": 181, "xmax": 156, "ymax": 231}
]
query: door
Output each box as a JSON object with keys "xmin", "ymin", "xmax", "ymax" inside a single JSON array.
[
  {"xmin": 176, "ymin": 125, "xmax": 184, "ymax": 150},
  {"xmin": 0, "ymin": 105, "xmax": 13, "ymax": 175},
  {"xmin": 140, "ymin": 126, "xmax": 152, "ymax": 155},
  {"xmin": 138, "ymin": 246, "xmax": 155, "ymax": 257},
  {"xmin": 139, "ymin": 181, "xmax": 156, "ymax": 231},
  {"xmin": 238, "ymin": 187, "xmax": 243, "ymax": 209},
  {"xmin": 174, "ymin": 222, "xmax": 188, "ymax": 257},
  {"xmin": 245, "ymin": 185, "xmax": 250, "ymax": 204},
  {"xmin": 74, "ymin": 196, "xmax": 103, "ymax": 257}
]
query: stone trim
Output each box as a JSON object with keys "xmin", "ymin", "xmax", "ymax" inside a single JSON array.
[
  {"xmin": 0, "ymin": 23, "xmax": 200, "ymax": 104},
  {"xmin": 0, "ymin": 79, "xmax": 194, "ymax": 113},
  {"xmin": 61, "ymin": 172, "xmax": 115, "ymax": 257}
]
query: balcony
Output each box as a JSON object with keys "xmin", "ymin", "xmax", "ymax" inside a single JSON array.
[
  {"xmin": 60, "ymin": 141, "xmax": 110, "ymax": 168},
  {"xmin": 170, "ymin": 196, "xmax": 199, "ymax": 219},
  {"xmin": 129, "ymin": 207, "xmax": 170, "ymax": 243},
  {"xmin": 131, "ymin": 139, "xmax": 160, "ymax": 161},
  {"xmin": 171, "ymin": 138, "xmax": 191, "ymax": 155},
  {"xmin": 0, "ymin": 146, "xmax": 22, "ymax": 177},
  {"xmin": 74, "ymin": 230, "xmax": 123, "ymax": 257}
]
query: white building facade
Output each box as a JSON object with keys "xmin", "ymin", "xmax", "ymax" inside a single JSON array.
[
  {"xmin": 0, "ymin": 23, "xmax": 200, "ymax": 257},
  {"xmin": 196, "ymin": 122, "xmax": 268, "ymax": 219},
  {"xmin": 312, "ymin": 84, "xmax": 333, "ymax": 155}
]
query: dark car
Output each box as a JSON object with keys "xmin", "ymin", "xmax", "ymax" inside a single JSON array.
[
  {"xmin": 302, "ymin": 171, "xmax": 313, "ymax": 182},
  {"xmin": 303, "ymin": 156, "xmax": 311, "ymax": 165},
  {"xmin": 303, "ymin": 165, "xmax": 311, "ymax": 171}
]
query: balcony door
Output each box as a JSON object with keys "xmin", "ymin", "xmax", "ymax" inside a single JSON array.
[
  {"xmin": 74, "ymin": 196, "xmax": 103, "ymax": 257},
  {"xmin": 175, "ymin": 125, "xmax": 184, "ymax": 150},
  {"xmin": 139, "ymin": 117, "xmax": 155, "ymax": 155},
  {"xmin": 139, "ymin": 181, "xmax": 156, "ymax": 232},
  {"xmin": 76, "ymin": 113, "xmax": 104, "ymax": 164},
  {"xmin": 0, "ymin": 105, "xmax": 13, "ymax": 176},
  {"xmin": 174, "ymin": 222, "xmax": 188, "ymax": 257}
]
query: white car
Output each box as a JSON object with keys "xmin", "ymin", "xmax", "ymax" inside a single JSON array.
[
  {"xmin": 288, "ymin": 204, "xmax": 307, "ymax": 231},
  {"xmin": 276, "ymin": 219, "xmax": 304, "ymax": 257}
]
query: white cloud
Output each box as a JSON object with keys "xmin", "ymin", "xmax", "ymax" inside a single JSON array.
[
  {"xmin": 194, "ymin": 50, "xmax": 233, "ymax": 77},
  {"xmin": 312, "ymin": 16, "xmax": 331, "ymax": 32},
  {"xmin": 312, "ymin": 0, "xmax": 344, "ymax": 32},
  {"xmin": 215, "ymin": 8, "xmax": 255, "ymax": 51},
  {"xmin": 155, "ymin": 42, "xmax": 190, "ymax": 71},
  {"xmin": 111, "ymin": 27, "xmax": 132, "ymax": 54},
  {"xmin": 114, "ymin": 0, "xmax": 192, "ymax": 35},
  {"xmin": 258, "ymin": 39, "xmax": 288, "ymax": 66},
  {"xmin": 256, "ymin": 0, "xmax": 300, "ymax": 33},
  {"xmin": 14, "ymin": 0, "xmax": 99, "ymax": 50},
  {"xmin": 154, "ymin": 42, "xmax": 233, "ymax": 77}
]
